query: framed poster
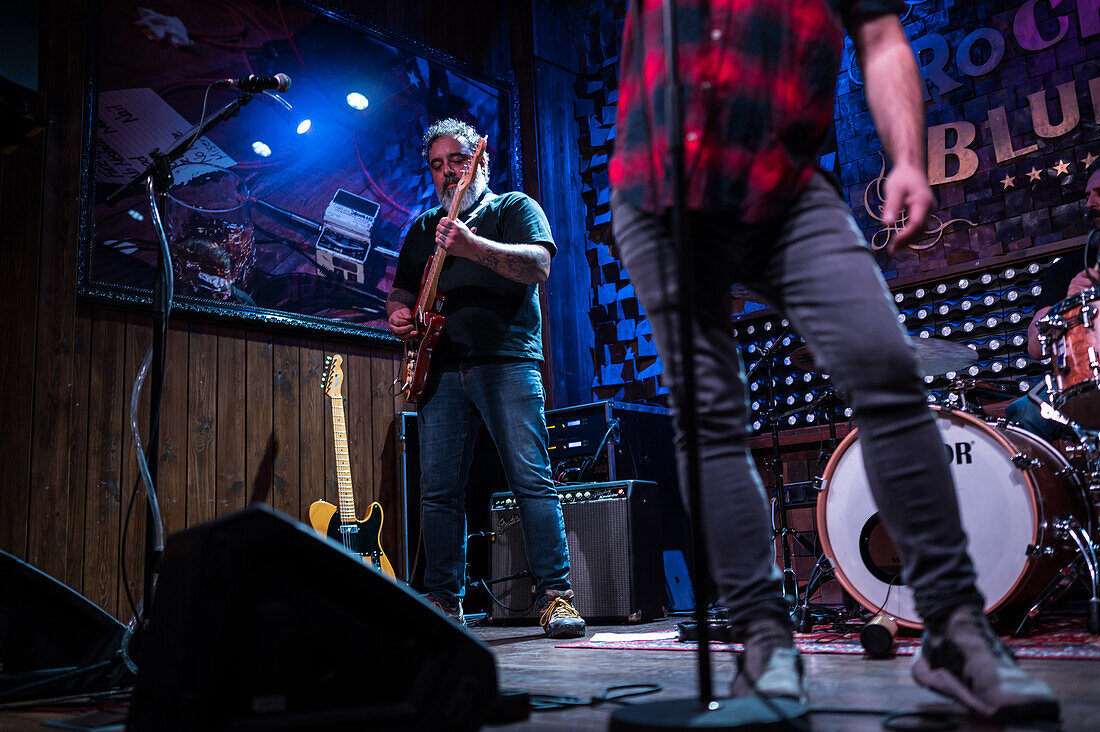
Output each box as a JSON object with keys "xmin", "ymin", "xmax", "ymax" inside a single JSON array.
[{"xmin": 78, "ymin": 0, "xmax": 520, "ymax": 342}]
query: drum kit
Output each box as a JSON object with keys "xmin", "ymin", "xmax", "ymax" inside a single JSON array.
[{"xmin": 761, "ymin": 289, "xmax": 1100, "ymax": 636}]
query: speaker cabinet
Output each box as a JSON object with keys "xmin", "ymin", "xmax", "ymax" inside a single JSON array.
[
  {"xmin": 0, "ymin": 551, "xmax": 130, "ymax": 701},
  {"xmin": 127, "ymin": 503, "xmax": 497, "ymax": 732},
  {"xmin": 488, "ymin": 481, "xmax": 664, "ymax": 623}
]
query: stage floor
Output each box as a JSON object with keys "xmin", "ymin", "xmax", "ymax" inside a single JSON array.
[
  {"xmin": 477, "ymin": 616, "xmax": 1100, "ymax": 731},
  {"xmin": 2, "ymin": 616, "xmax": 1096, "ymax": 731}
]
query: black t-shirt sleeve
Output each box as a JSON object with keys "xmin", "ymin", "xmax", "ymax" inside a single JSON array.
[{"xmin": 498, "ymin": 194, "xmax": 557, "ymax": 258}]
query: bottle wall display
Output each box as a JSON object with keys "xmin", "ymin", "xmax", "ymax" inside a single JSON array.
[{"xmin": 732, "ymin": 254, "xmax": 1063, "ymax": 429}]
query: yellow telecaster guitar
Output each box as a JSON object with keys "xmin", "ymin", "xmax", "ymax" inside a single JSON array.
[{"xmin": 309, "ymin": 354, "xmax": 396, "ymax": 578}]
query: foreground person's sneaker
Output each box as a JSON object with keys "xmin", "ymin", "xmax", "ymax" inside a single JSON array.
[
  {"xmin": 537, "ymin": 589, "xmax": 586, "ymax": 638},
  {"xmin": 912, "ymin": 604, "xmax": 1060, "ymax": 721},
  {"xmin": 730, "ymin": 616, "xmax": 807, "ymax": 704}
]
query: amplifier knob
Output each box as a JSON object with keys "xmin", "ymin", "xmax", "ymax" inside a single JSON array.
[{"xmin": 584, "ymin": 491, "xmax": 592, "ymax": 498}]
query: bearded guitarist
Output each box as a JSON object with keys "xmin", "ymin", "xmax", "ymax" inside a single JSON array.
[{"xmin": 385, "ymin": 118, "xmax": 585, "ymax": 639}]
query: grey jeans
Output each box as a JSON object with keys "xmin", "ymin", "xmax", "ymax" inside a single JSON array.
[{"xmin": 610, "ymin": 173, "xmax": 982, "ymax": 627}]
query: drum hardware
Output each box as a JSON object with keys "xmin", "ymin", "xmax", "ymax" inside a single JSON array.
[
  {"xmin": 1012, "ymin": 453, "xmax": 1043, "ymax": 470},
  {"xmin": 745, "ymin": 324, "xmax": 802, "ymax": 609}
]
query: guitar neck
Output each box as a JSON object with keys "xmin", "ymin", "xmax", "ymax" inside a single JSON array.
[
  {"xmin": 417, "ymin": 145, "xmax": 482, "ymax": 317},
  {"xmin": 329, "ymin": 394, "xmax": 357, "ymax": 524},
  {"xmin": 416, "ymin": 246, "xmax": 448, "ymax": 316}
]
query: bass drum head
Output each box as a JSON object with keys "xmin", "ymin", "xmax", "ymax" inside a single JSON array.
[{"xmin": 818, "ymin": 408, "xmax": 1038, "ymax": 628}]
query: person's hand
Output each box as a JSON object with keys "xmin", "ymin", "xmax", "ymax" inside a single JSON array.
[
  {"xmin": 1067, "ymin": 265, "xmax": 1100, "ymax": 296},
  {"xmin": 882, "ymin": 163, "xmax": 936, "ymax": 254},
  {"xmin": 436, "ymin": 217, "xmax": 481, "ymax": 260},
  {"xmin": 388, "ymin": 306, "xmax": 418, "ymax": 341}
]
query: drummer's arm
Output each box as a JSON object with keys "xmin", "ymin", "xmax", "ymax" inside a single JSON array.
[
  {"xmin": 1067, "ymin": 266, "xmax": 1099, "ymax": 297},
  {"xmin": 1027, "ymin": 307, "xmax": 1053, "ymax": 359}
]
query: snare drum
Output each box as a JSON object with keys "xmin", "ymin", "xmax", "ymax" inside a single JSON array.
[
  {"xmin": 817, "ymin": 407, "xmax": 1087, "ymax": 628},
  {"xmin": 1038, "ymin": 287, "xmax": 1100, "ymax": 428}
]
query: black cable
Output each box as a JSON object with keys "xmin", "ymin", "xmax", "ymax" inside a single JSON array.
[
  {"xmin": 529, "ymin": 683, "xmax": 662, "ymax": 712},
  {"xmin": 0, "ymin": 655, "xmax": 122, "ymax": 704},
  {"xmin": 470, "ymin": 578, "xmax": 538, "ymax": 614}
]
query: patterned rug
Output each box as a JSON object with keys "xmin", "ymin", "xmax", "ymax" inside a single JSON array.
[{"xmin": 557, "ymin": 615, "xmax": 1100, "ymax": 660}]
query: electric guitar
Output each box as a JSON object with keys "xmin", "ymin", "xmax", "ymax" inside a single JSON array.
[
  {"xmin": 309, "ymin": 354, "xmax": 396, "ymax": 578},
  {"xmin": 398, "ymin": 136, "xmax": 488, "ymax": 402}
]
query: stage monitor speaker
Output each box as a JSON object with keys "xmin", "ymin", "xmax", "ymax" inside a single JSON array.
[
  {"xmin": 127, "ymin": 503, "xmax": 498, "ymax": 732},
  {"xmin": 0, "ymin": 550, "xmax": 130, "ymax": 701},
  {"xmin": 488, "ymin": 480, "xmax": 664, "ymax": 623}
]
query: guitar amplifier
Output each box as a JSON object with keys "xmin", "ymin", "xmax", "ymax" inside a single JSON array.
[{"xmin": 488, "ymin": 480, "xmax": 664, "ymax": 623}]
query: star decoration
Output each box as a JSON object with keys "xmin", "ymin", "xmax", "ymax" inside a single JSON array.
[
  {"xmin": 1051, "ymin": 159, "xmax": 1071, "ymax": 176},
  {"xmin": 1084, "ymin": 152, "xmax": 1098, "ymax": 170},
  {"xmin": 1027, "ymin": 167, "xmax": 1042, "ymax": 182},
  {"xmin": 1000, "ymin": 173, "xmax": 1016, "ymax": 189}
]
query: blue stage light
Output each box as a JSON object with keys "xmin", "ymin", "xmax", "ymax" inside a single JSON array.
[
  {"xmin": 127, "ymin": 209, "xmax": 144, "ymax": 221},
  {"xmin": 252, "ymin": 141, "xmax": 272, "ymax": 157},
  {"xmin": 346, "ymin": 92, "xmax": 369, "ymax": 110},
  {"xmin": 297, "ymin": 119, "xmax": 312, "ymax": 134}
]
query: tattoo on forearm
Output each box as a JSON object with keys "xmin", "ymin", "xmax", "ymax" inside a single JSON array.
[
  {"xmin": 473, "ymin": 243, "xmax": 551, "ymax": 284},
  {"xmin": 387, "ymin": 288, "xmax": 416, "ymax": 313}
]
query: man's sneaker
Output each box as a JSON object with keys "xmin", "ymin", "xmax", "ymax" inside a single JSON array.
[
  {"xmin": 730, "ymin": 616, "xmax": 807, "ymax": 704},
  {"xmin": 427, "ymin": 595, "xmax": 465, "ymax": 626},
  {"xmin": 537, "ymin": 589, "xmax": 586, "ymax": 638},
  {"xmin": 912, "ymin": 604, "xmax": 1060, "ymax": 721}
]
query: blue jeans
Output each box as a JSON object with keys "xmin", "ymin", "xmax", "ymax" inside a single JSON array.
[
  {"xmin": 418, "ymin": 359, "xmax": 570, "ymax": 606},
  {"xmin": 611, "ymin": 173, "xmax": 982, "ymax": 627}
]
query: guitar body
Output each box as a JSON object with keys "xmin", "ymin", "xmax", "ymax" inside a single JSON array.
[
  {"xmin": 308, "ymin": 499, "xmax": 396, "ymax": 579},
  {"xmin": 403, "ymin": 311, "xmax": 445, "ymax": 403}
]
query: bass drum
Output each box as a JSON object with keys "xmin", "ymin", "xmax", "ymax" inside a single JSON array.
[{"xmin": 817, "ymin": 407, "xmax": 1088, "ymax": 629}]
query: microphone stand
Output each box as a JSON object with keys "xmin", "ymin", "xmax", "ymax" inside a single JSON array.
[{"xmin": 106, "ymin": 91, "xmax": 260, "ymax": 655}]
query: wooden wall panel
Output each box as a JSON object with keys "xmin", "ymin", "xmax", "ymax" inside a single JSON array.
[
  {"xmin": 82, "ymin": 311, "xmax": 126, "ymax": 616},
  {"xmin": 271, "ymin": 338, "xmax": 301, "ymax": 519},
  {"xmin": 158, "ymin": 325, "xmax": 191, "ymax": 534},
  {"xmin": 186, "ymin": 324, "xmax": 218, "ymax": 528},
  {"xmin": 246, "ymin": 334, "xmax": 275, "ymax": 513},
  {"xmin": 216, "ymin": 328, "xmax": 247, "ymax": 517},
  {"xmin": 0, "ymin": 137, "xmax": 44, "ymax": 562},
  {"xmin": 65, "ymin": 311, "xmax": 91, "ymax": 590},
  {"xmin": 298, "ymin": 342, "xmax": 329, "ymax": 507}
]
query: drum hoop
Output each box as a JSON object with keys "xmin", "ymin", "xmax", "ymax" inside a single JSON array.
[{"xmin": 816, "ymin": 406, "xmax": 1045, "ymax": 629}]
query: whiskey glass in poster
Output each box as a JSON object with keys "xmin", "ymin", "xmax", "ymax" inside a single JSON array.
[{"xmin": 165, "ymin": 164, "xmax": 255, "ymax": 300}]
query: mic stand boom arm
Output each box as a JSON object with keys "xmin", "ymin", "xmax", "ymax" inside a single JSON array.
[{"xmin": 105, "ymin": 91, "xmax": 256, "ymax": 207}]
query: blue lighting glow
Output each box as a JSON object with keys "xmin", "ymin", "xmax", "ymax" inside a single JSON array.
[
  {"xmin": 346, "ymin": 92, "xmax": 369, "ymax": 110},
  {"xmin": 127, "ymin": 209, "xmax": 144, "ymax": 221},
  {"xmin": 252, "ymin": 141, "xmax": 272, "ymax": 157},
  {"xmin": 297, "ymin": 119, "xmax": 312, "ymax": 134}
]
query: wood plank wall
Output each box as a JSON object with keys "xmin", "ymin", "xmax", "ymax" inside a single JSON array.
[{"xmin": 0, "ymin": 0, "xmax": 517, "ymax": 622}]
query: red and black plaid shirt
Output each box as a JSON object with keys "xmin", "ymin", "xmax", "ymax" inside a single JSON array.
[{"xmin": 610, "ymin": 0, "xmax": 903, "ymax": 223}]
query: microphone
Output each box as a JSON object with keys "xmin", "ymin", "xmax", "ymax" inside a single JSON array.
[{"xmin": 216, "ymin": 73, "xmax": 291, "ymax": 93}]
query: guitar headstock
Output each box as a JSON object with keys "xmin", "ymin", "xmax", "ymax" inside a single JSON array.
[
  {"xmin": 447, "ymin": 136, "xmax": 487, "ymax": 219},
  {"xmin": 322, "ymin": 354, "xmax": 344, "ymax": 398}
]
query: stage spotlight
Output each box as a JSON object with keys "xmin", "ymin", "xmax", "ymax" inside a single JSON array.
[
  {"xmin": 297, "ymin": 119, "xmax": 311, "ymax": 134},
  {"xmin": 346, "ymin": 92, "xmax": 369, "ymax": 110},
  {"xmin": 252, "ymin": 141, "xmax": 272, "ymax": 157}
]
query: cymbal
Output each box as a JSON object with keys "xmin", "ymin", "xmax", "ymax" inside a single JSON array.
[{"xmin": 786, "ymin": 337, "xmax": 976, "ymax": 377}]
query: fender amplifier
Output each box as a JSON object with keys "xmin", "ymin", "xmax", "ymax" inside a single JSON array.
[{"xmin": 488, "ymin": 480, "xmax": 664, "ymax": 623}]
